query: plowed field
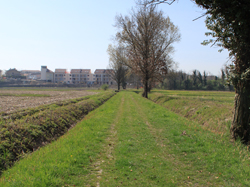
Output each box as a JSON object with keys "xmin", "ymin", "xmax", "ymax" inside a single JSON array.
[{"xmin": 0, "ymin": 89, "xmax": 97, "ymax": 113}]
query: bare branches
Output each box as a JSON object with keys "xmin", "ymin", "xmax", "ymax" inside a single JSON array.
[
  {"xmin": 146, "ymin": 0, "xmax": 176, "ymax": 5},
  {"xmin": 192, "ymin": 13, "xmax": 207, "ymax": 21},
  {"xmin": 115, "ymin": 4, "xmax": 180, "ymax": 98},
  {"xmin": 107, "ymin": 44, "xmax": 129, "ymax": 90}
]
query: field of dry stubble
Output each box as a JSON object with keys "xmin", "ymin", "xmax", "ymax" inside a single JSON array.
[{"xmin": 0, "ymin": 89, "xmax": 97, "ymax": 113}]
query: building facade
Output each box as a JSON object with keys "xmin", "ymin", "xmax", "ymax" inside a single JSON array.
[
  {"xmin": 94, "ymin": 69, "xmax": 115, "ymax": 85},
  {"xmin": 21, "ymin": 70, "xmax": 41, "ymax": 80},
  {"xmin": 54, "ymin": 69, "xmax": 71, "ymax": 84},
  {"xmin": 5, "ymin": 68, "xmax": 23, "ymax": 79},
  {"xmin": 70, "ymin": 69, "xmax": 93, "ymax": 85},
  {"xmin": 41, "ymin": 66, "xmax": 54, "ymax": 82}
]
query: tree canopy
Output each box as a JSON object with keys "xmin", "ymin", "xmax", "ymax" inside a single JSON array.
[
  {"xmin": 115, "ymin": 2, "xmax": 180, "ymax": 98},
  {"xmin": 147, "ymin": 0, "xmax": 250, "ymax": 143},
  {"xmin": 107, "ymin": 44, "xmax": 128, "ymax": 91}
]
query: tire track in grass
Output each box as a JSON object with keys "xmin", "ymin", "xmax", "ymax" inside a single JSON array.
[
  {"xmin": 100, "ymin": 92, "xmax": 183, "ymax": 186},
  {"xmin": 96, "ymin": 96, "xmax": 124, "ymax": 187},
  {"xmin": 130, "ymin": 93, "xmax": 218, "ymax": 186},
  {"xmin": 84, "ymin": 94, "xmax": 125, "ymax": 187},
  {"xmin": 133, "ymin": 92, "xmax": 250, "ymax": 186}
]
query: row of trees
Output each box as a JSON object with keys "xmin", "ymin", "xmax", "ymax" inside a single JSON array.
[{"xmin": 160, "ymin": 69, "xmax": 234, "ymax": 91}]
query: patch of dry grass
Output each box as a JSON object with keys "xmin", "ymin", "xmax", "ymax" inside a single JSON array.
[
  {"xmin": 149, "ymin": 90, "xmax": 235, "ymax": 135},
  {"xmin": 0, "ymin": 89, "xmax": 97, "ymax": 113}
]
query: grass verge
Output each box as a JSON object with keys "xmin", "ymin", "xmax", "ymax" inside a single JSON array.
[
  {"xmin": 148, "ymin": 90, "xmax": 234, "ymax": 134},
  {"xmin": 0, "ymin": 91, "xmax": 249, "ymax": 186},
  {"xmin": 0, "ymin": 91, "xmax": 122, "ymax": 186},
  {"xmin": 0, "ymin": 92, "xmax": 115, "ymax": 173}
]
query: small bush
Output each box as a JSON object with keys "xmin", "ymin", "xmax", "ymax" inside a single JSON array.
[{"xmin": 101, "ymin": 84, "xmax": 109, "ymax": 90}]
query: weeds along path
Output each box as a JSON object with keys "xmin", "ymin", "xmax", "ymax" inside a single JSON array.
[
  {"xmin": 1, "ymin": 92, "xmax": 250, "ymax": 186},
  {"xmin": 98, "ymin": 92, "xmax": 250, "ymax": 186},
  {"xmin": 81, "ymin": 96, "xmax": 125, "ymax": 187},
  {"xmin": 0, "ymin": 92, "xmax": 123, "ymax": 186}
]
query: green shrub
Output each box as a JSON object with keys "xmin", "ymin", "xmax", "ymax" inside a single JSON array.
[{"xmin": 101, "ymin": 84, "xmax": 109, "ymax": 90}]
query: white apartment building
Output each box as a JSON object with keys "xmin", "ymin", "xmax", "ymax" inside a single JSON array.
[
  {"xmin": 94, "ymin": 69, "xmax": 115, "ymax": 85},
  {"xmin": 40, "ymin": 66, "xmax": 116, "ymax": 85},
  {"xmin": 54, "ymin": 69, "xmax": 71, "ymax": 84},
  {"xmin": 41, "ymin": 66, "xmax": 54, "ymax": 82},
  {"xmin": 71, "ymin": 69, "xmax": 93, "ymax": 85}
]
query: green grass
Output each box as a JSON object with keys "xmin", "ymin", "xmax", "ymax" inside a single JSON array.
[
  {"xmin": 0, "ymin": 92, "xmax": 121, "ymax": 186},
  {"xmin": 0, "ymin": 91, "xmax": 249, "ymax": 186},
  {"xmin": 148, "ymin": 90, "xmax": 235, "ymax": 134},
  {"xmin": 0, "ymin": 92, "xmax": 115, "ymax": 173}
]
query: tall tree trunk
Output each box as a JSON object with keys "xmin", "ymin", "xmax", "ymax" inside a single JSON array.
[
  {"xmin": 230, "ymin": 82, "xmax": 250, "ymax": 144},
  {"xmin": 230, "ymin": 53, "xmax": 250, "ymax": 144},
  {"xmin": 117, "ymin": 82, "xmax": 120, "ymax": 91},
  {"xmin": 142, "ymin": 79, "xmax": 148, "ymax": 98}
]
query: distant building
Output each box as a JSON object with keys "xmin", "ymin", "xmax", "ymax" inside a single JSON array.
[
  {"xmin": 20, "ymin": 70, "xmax": 41, "ymax": 80},
  {"xmin": 41, "ymin": 66, "xmax": 47, "ymax": 80},
  {"xmin": 5, "ymin": 68, "xmax": 23, "ymax": 79},
  {"xmin": 70, "ymin": 69, "xmax": 93, "ymax": 85},
  {"xmin": 0, "ymin": 70, "xmax": 2, "ymax": 77},
  {"xmin": 54, "ymin": 69, "xmax": 71, "ymax": 84},
  {"xmin": 94, "ymin": 69, "xmax": 115, "ymax": 85},
  {"xmin": 41, "ymin": 66, "xmax": 54, "ymax": 82},
  {"xmin": 207, "ymin": 75, "xmax": 217, "ymax": 80}
]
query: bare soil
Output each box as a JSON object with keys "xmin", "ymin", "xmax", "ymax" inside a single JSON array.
[{"xmin": 0, "ymin": 90, "xmax": 97, "ymax": 113}]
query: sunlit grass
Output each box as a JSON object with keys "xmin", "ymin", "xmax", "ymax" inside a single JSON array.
[
  {"xmin": 0, "ymin": 92, "xmax": 121, "ymax": 186},
  {"xmin": 149, "ymin": 90, "xmax": 234, "ymax": 134},
  {"xmin": 1, "ymin": 91, "xmax": 249, "ymax": 186}
]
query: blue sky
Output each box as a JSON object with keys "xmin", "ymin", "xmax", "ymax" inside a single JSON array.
[{"xmin": 0, "ymin": 0, "xmax": 229, "ymax": 76}]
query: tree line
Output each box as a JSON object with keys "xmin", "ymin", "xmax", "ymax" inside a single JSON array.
[{"xmin": 159, "ymin": 69, "xmax": 234, "ymax": 91}]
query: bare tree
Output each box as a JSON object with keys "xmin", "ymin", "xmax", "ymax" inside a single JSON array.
[
  {"xmin": 146, "ymin": 0, "xmax": 176, "ymax": 5},
  {"xmin": 107, "ymin": 44, "xmax": 128, "ymax": 91},
  {"xmin": 115, "ymin": 2, "xmax": 180, "ymax": 98},
  {"xmin": 126, "ymin": 72, "xmax": 142, "ymax": 89}
]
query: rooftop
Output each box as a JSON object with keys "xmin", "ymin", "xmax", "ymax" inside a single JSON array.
[
  {"xmin": 55, "ymin": 69, "xmax": 67, "ymax": 73},
  {"xmin": 94, "ymin": 69, "xmax": 106, "ymax": 74},
  {"xmin": 21, "ymin": 70, "xmax": 41, "ymax": 73},
  {"xmin": 71, "ymin": 69, "xmax": 91, "ymax": 74}
]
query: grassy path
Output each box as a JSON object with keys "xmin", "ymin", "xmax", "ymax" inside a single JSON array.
[{"xmin": 1, "ymin": 92, "xmax": 250, "ymax": 186}]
